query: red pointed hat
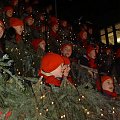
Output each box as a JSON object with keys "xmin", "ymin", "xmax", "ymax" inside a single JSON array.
[
  {"xmin": 96, "ymin": 75, "xmax": 113, "ymax": 91},
  {"xmin": 4, "ymin": 6, "xmax": 13, "ymax": 12},
  {"xmin": 10, "ymin": 17, "xmax": 24, "ymax": 27},
  {"xmin": 86, "ymin": 44, "xmax": 95, "ymax": 55},
  {"xmin": 40, "ymin": 52, "xmax": 64, "ymax": 73},
  {"xmin": 31, "ymin": 38, "xmax": 44, "ymax": 51},
  {"xmin": 61, "ymin": 43, "xmax": 73, "ymax": 51},
  {"xmin": 24, "ymin": 16, "xmax": 33, "ymax": 22}
]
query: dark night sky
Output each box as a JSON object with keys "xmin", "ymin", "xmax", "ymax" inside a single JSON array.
[{"xmin": 47, "ymin": 0, "xmax": 120, "ymax": 28}]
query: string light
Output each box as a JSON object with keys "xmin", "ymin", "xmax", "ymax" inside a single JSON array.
[
  {"xmin": 39, "ymin": 113, "xmax": 42, "ymax": 115},
  {"xmin": 87, "ymin": 111, "xmax": 90, "ymax": 115},
  {"xmin": 61, "ymin": 115, "xmax": 65, "ymax": 118},
  {"xmin": 18, "ymin": 72, "xmax": 21, "ymax": 75},
  {"xmin": 51, "ymin": 102, "xmax": 54, "ymax": 104},
  {"xmin": 101, "ymin": 113, "xmax": 103, "ymax": 116},
  {"xmin": 81, "ymin": 95, "xmax": 85, "ymax": 99}
]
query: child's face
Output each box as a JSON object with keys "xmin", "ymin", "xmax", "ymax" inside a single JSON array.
[
  {"xmin": 13, "ymin": 0, "xmax": 18, "ymax": 6},
  {"xmin": 6, "ymin": 10, "xmax": 13, "ymax": 17},
  {"xmin": 51, "ymin": 63, "xmax": 64, "ymax": 78},
  {"xmin": 62, "ymin": 45, "xmax": 72, "ymax": 58},
  {"xmin": 13, "ymin": 25, "xmax": 24, "ymax": 35},
  {"xmin": 62, "ymin": 21, "xmax": 67, "ymax": 27},
  {"xmin": 63, "ymin": 64, "xmax": 70, "ymax": 77},
  {"xmin": 80, "ymin": 31, "xmax": 87, "ymax": 40},
  {"xmin": 27, "ymin": 18, "xmax": 34, "ymax": 26},
  {"xmin": 89, "ymin": 49, "xmax": 96, "ymax": 59},
  {"xmin": 0, "ymin": 26, "xmax": 4, "ymax": 38},
  {"xmin": 39, "ymin": 40, "xmax": 46, "ymax": 51},
  {"xmin": 102, "ymin": 79, "xmax": 114, "ymax": 92},
  {"xmin": 52, "ymin": 24, "xmax": 59, "ymax": 32}
]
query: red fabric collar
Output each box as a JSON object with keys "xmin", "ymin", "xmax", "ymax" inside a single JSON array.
[
  {"xmin": 39, "ymin": 71, "xmax": 61, "ymax": 87},
  {"xmin": 103, "ymin": 90, "xmax": 117, "ymax": 97}
]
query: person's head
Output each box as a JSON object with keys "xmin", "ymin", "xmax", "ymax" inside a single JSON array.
[
  {"xmin": 51, "ymin": 22, "xmax": 59, "ymax": 33},
  {"xmin": 96, "ymin": 75, "xmax": 114, "ymax": 93},
  {"xmin": 62, "ymin": 56, "xmax": 71, "ymax": 77},
  {"xmin": 4, "ymin": 6, "xmax": 14, "ymax": 18},
  {"xmin": 61, "ymin": 43, "xmax": 73, "ymax": 58},
  {"xmin": 11, "ymin": 0, "xmax": 18, "ymax": 6},
  {"xmin": 10, "ymin": 17, "xmax": 24, "ymax": 35},
  {"xmin": 0, "ymin": 20, "xmax": 5, "ymax": 38},
  {"xmin": 60, "ymin": 20, "xmax": 68, "ymax": 27},
  {"xmin": 86, "ymin": 45, "xmax": 96, "ymax": 59},
  {"xmin": 40, "ymin": 52, "xmax": 64, "ymax": 78},
  {"xmin": 24, "ymin": 16, "xmax": 34, "ymax": 26},
  {"xmin": 39, "ymin": 13, "xmax": 45, "ymax": 21},
  {"xmin": 25, "ymin": 5, "xmax": 33, "ymax": 14},
  {"xmin": 79, "ymin": 31, "xmax": 87, "ymax": 40},
  {"xmin": 105, "ymin": 47, "xmax": 111, "ymax": 55},
  {"xmin": 31, "ymin": 38, "xmax": 46, "ymax": 51}
]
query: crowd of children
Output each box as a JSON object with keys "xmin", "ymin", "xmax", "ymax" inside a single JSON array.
[{"xmin": 0, "ymin": 0, "xmax": 120, "ymax": 99}]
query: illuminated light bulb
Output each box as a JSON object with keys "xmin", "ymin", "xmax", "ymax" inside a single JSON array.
[
  {"xmin": 40, "ymin": 81, "xmax": 43, "ymax": 84},
  {"xmin": 81, "ymin": 95, "xmax": 85, "ymax": 99},
  {"xmin": 61, "ymin": 116, "xmax": 63, "ymax": 118},
  {"xmin": 18, "ymin": 72, "xmax": 20, "ymax": 75},
  {"xmin": 39, "ymin": 113, "xmax": 42, "ymax": 115},
  {"xmin": 43, "ymin": 95, "xmax": 45, "ymax": 98},
  {"xmin": 87, "ymin": 111, "xmax": 90, "ymax": 115},
  {"xmin": 112, "ymin": 111, "xmax": 115, "ymax": 114},
  {"xmin": 113, "ymin": 107, "xmax": 115, "ymax": 110},
  {"xmin": 52, "ymin": 102, "xmax": 54, "ymax": 104},
  {"xmin": 40, "ymin": 96, "xmax": 43, "ymax": 99},
  {"xmin": 36, "ymin": 107, "xmax": 38, "ymax": 110},
  {"xmin": 63, "ymin": 115, "xmax": 65, "ymax": 117},
  {"xmin": 19, "ymin": 52, "xmax": 21, "ymax": 55},
  {"xmin": 46, "ymin": 109, "xmax": 48, "ymax": 112},
  {"xmin": 101, "ymin": 113, "xmax": 103, "ymax": 116},
  {"xmin": 78, "ymin": 98, "xmax": 81, "ymax": 101}
]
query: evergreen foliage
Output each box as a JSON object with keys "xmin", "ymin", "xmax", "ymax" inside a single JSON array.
[{"xmin": 0, "ymin": 55, "xmax": 120, "ymax": 120}]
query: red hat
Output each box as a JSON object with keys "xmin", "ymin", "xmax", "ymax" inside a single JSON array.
[
  {"xmin": 61, "ymin": 43, "xmax": 73, "ymax": 51},
  {"xmin": 31, "ymin": 38, "xmax": 44, "ymax": 51},
  {"xmin": 49, "ymin": 16, "xmax": 58, "ymax": 26},
  {"xmin": 96, "ymin": 75, "xmax": 113, "ymax": 91},
  {"xmin": 24, "ymin": 16, "xmax": 33, "ymax": 22},
  {"xmin": 50, "ymin": 16, "xmax": 58, "ymax": 23},
  {"xmin": 10, "ymin": 17, "xmax": 24, "ymax": 27},
  {"xmin": 62, "ymin": 56, "xmax": 70, "ymax": 65},
  {"xmin": 40, "ymin": 52, "xmax": 64, "ymax": 73},
  {"xmin": 86, "ymin": 44, "xmax": 95, "ymax": 55},
  {"xmin": 4, "ymin": 6, "xmax": 13, "ymax": 12}
]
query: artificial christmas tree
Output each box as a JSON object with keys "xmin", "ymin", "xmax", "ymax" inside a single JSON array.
[{"xmin": 0, "ymin": 54, "xmax": 120, "ymax": 120}]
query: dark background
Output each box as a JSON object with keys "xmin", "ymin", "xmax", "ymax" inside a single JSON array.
[{"xmin": 41, "ymin": 0, "xmax": 120, "ymax": 28}]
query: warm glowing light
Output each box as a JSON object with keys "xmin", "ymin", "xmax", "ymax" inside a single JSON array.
[{"xmin": 87, "ymin": 111, "xmax": 90, "ymax": 115}]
